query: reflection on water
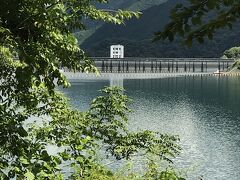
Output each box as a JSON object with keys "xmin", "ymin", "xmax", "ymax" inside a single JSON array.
[{"xmin": 62, "ymin": 76, "xmax": 240, "ymax": 179}]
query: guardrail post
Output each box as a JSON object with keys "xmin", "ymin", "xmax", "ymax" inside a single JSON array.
[
  {"xmin": 218, "ymin": 60, "xmax": 220, "ymax": 70},
  {"xmin": 201, "ymin": 62, "xmax": 203, "ymax": 72},
  {"xmin": 143, "ymin": 61, "xmax": 145, "ymax": 72},
  {"xmin": 172, "ymin": 61, "xmax": 174, "ymax": 72},
  {"xmin": 193, "ymin": 62, "xmax": 195, "ymax": 72},
  {"xmin": 151, "ymin": 60, "xmax": 153, "ymax": 72},
  {"xmin": 110, "ymin": 60, "xmax": 113, "ymax": 72},
  {"xmin": 102, "ymin": 60, "xmax": 105, "ymax": 72},
  {"xmin": 184, "ymin": 62, "xmax": 187, "ymax": 72},
  {"xmin": 126, "ymin": 60, "xmax": 129, "ymax": 72},
  {"xmin": 139, "ymin": 60, "xmax": 141, "ymax": 72},
  {"xmin": 106, "ymin": 60, "xmax": 108, "ymax": 72},
  {"xmin": 155, "ymin": 61, "xmax": 157, "ymax": 72},
  {"xmin": 118, "ymin": 61, "xmax": 121, "ymax": 72},
  {"xmin": 206, "ymin": 62, "xmax": 208, "ymax": 72},
  {"xmin": 168, "ymin": 61, "xmax": 170, "ymax": 72},
  {"xmin": 135, "ymin": 60, "xmax": 137, "ymax": 72},
  {"xmin": 159, "ymin": 61, "xmax": 162, "ymax": 72},
  {"xmin": 176, "ymin": 61, "xmax": 178, "ymax": 72}
]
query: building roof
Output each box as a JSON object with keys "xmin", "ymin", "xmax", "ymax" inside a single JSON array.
[{"xmin": 111, "ymin": 44, "xmax": 124, "ymax": 47}]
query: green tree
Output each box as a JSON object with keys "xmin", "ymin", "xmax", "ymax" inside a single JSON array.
[
  {"xmin": 0, "ymin": 0, "xmax": 183, "ymax": 179},
  {"xmin": 154, "ymin": 0, "xmax": 240, "ymax": 46},
  {"xmin": 222, "ymin": 46, "xmax": 240, "ymax": 71},
  {"xmin": 223, "ymin": 46, "xmax": 240, "ymax": 59}
]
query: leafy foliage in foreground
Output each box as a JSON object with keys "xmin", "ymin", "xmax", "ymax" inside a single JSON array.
[
  {"xmin": 0, "ymin": 0, "xmax": 184, "ymax": 179},
  {"xmin": 154, "ymin": 0, "xmax": 240, "ymax": 46}
]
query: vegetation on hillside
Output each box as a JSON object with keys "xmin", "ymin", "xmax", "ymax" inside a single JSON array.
[
  {"xmin": 230, "ymin": 60, "xmax": 240, "ymax": 71},
  {"xmin": 75, "ymin": 0, "xmax": 167, "ymax": 45},
  {"xmin": 81, "ymin": 0, "xmax": 240, "ymax": 58},
  {"xmin": 222, "ymin": 46, "xmax": 240, "ymax": 71},
  {"xmin": 223, "ymin": 47, "xmax": 240, "ymax": 59}
]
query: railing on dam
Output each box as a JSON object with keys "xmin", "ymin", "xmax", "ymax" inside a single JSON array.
[{"xmin": 89, "ymin": 57, "xmax": 235, "ymax": 73}]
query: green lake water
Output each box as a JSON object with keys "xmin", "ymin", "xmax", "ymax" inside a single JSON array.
[{"xmin": 62, "ymin": 76, "xmax": 240, "ymax": 179}]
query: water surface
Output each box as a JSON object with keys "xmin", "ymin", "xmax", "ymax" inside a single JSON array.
[{"xmin": 62, "ymin": 76, "xmax": 240, "ymax": 179}]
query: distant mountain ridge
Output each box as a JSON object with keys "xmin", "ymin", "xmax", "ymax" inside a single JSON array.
[
  {"xmin": 74, "ymin": 0, "xmax": 167, "ymax": 44},
  {"xmin": 95, "ymin": 0, "xmax": 168, "ymax": 11},
  {"xmin": 79, "ymin": 0, "xmax": 240, "ymax": 58}
]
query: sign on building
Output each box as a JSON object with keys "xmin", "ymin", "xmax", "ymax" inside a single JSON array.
[{"xmin": 110, "ymin": 45, "xmax": 124, "ymax": 58}]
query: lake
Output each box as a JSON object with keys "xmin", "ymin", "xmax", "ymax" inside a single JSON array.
[{"xmin": 62, "ymin": 75, "xmax": 240, "ymax": 179}]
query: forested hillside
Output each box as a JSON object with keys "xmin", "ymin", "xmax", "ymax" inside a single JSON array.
[
  {"xmin": 75, "ymin": 0, "xmax": 167, "ymax": 44},
  {"xmin": 79, "ymin": 0, "xmax": 240, "ymax": 58}
]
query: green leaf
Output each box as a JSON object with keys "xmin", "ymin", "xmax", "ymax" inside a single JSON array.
[
  {"xmin": 197, "ymin": 37, "xmax": 204, "ymax": 44},
  {"xmin": 24, "ymin": 171, "xmax": 35, "ymax": 180},
  {"xmin": 19, "ymin": 157, "xmax": 29, "ymax": 165},
  {"xmin": 168, "ymin": 32, "xmax": 174, "ymax": 41},
  {"xmin": 207, "ymin": 32, "xmax": 213, "ymax": 40}
]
